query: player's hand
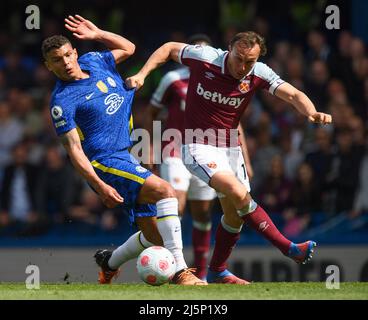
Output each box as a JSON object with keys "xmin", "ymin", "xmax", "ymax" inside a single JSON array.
[
  {"xmin": 308, "ymin": 112, "xmax": 332, "ymax": 125},
  {"xmin": 126, "ymin": 73, "xmax": 145, "ymax": 90},
  {"xmin": 99, "ymin": 184, "xmax": 124, "ymax": 208},
  {"xmin": 65, "ymin": 15, "xmax": 101, "ymax": 41}
]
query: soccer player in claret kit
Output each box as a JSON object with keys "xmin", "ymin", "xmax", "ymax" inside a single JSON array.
[
  {"xmin": 43, "ymin": 15, "xmax": 206, "ymax": 285},
  {"xmin": 147, "ymin": 34, "xmax": 253, "ymax": 281},
  {"xmin": 127, "ymin": 31, "xmax": 332, "ymax": 284}
]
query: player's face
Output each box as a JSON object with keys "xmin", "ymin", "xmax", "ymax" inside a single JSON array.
[
  {"xmin": 227, "ymin": 44, "xmax": 261, "ymax": 79},
  {"xmin": 45, "ymin": 43, "xmax": 79, "ymax": 81}
]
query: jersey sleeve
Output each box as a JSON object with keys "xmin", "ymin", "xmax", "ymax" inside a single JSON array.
[
  {"xmin": 81, "ymin": 51, "xmax": 116, "ymax": 72},
  {"xmin": 49, "ymin": 95, "xmax": 77, "ymax": 136},
  {"xmin": 254, "ymin": 62, "xmax": 285, "ymax": 95},
  {"xmin": 150, "ymin": 71, "xmax": 178, "ymax": 108},
  {"xmin": 178, "ymin": 45, "xmax": 224, "ymax": 69},
  {"xmin": 97, "ymin": 50, "xmax": 116, "ymax": 69}
]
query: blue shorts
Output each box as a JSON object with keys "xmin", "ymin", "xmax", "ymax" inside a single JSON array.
[{"xmin": 91, "ymin": 151, "xmax": 156, "ymax": 223}]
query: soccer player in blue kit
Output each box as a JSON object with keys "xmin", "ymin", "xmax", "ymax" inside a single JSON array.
[{"xmin": 43, "ymin": 15, "xmax": 206, "ymax": 285}]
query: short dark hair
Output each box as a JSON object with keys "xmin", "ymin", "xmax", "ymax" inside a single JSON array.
[
  {"xmin": 41, "ymin": 35, "xmax": 71, "ymax": 60},
  {"xmin": 230, "ymin": 31, "xmax": 267, "ymax": 56},
  {"xmin": 188, "ymin": 33, "xmax": 212, "ymax": 46}
]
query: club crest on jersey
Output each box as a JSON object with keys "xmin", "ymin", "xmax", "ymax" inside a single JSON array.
[
  {"xmin": 104, "ymin": 93, "xmax": 124, "ymax": 115},
  {"xmin": 238, "ymin": 79, "xmax": 250, "ymax": 93},
  {"xmin": 107, "ymin": 77, "xmax": 116, "ymax": 87},
  {"xmin": 51, "ymin": 106, "xmax": 63, "ymax": 120},
  {"xmin": 96, "ymin": 80, "xmax": 108, "ymax": 93}
]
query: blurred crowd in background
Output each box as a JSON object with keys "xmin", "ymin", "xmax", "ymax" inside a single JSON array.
[{"xmin": 0, "ymin": 0, "xmax": 367, "ymax": 240}]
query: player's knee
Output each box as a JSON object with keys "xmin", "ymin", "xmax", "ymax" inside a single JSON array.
[
  {"xmin": 230, "ymin": 188, "xmax": 252, "ymax": 210},
  {"xmin": 215, "ymin": 179, "xmax": 239, "ymax": 197},
  {"xmin": 192, "ymin": 215, "xmax": 211, "ymax": 226},
  {"xmin": 223, "ymin": 212, "xmax": 243, "ymax": 228},
  {"xmin": 156, "ymin": 179, "xmax": 176, "ymax": 200},
  {"xmin": 191, "ymin": 210, "xmax": 211, "ymax": 223}
]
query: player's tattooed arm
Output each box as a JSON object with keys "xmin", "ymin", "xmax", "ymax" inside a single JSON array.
[
  {"xmin": 64, "ymin": 15, "xmax": 135, "ymax": 64},
  {"xmin": 275, "ymin": 82, "xmax": 332, "ymax": 125},
  {"xmin": 126, "ymin": 42, "xmax": 186, "ymax": 90},
  {"xmin": 59, "ymin": 129, "xmax": 124, "ymax": 208}
]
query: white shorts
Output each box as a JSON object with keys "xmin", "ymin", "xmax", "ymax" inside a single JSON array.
[
  {"xmin": 160, "ymin": 156, "xmax": 216, "ymax": 201},
  {"xmin": 182, "ymin": 144, "xmax": 251, "ymax": 198}
]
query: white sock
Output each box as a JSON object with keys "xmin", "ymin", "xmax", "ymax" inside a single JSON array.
[
  {"xmin": 108, "ymin": 231, "xmax": 154, "ymax": 270},
  {"xmin": 221, "ymin": 215, "xmax": 243, "ymax": 233},
  {"xmin": 193, "ymin": 220, "xmax": 212, "ymax": 231},
  {"xmin": 156, "ymin": 198, "xmax": 187, "ymax": 272}
]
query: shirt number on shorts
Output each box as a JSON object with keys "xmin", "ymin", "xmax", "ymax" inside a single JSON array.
[{"xmin": 241, "ymin": 163, "xmax": 247, "ymax": 180}]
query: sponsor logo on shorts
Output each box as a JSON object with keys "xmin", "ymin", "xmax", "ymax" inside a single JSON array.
[
  {"xmin": 136, "ymin": 166, "xmax": 147, "ymax": 173},
  {"xmin": 207, "ymin": 162, "xmax": 217, "ymax": 169}
]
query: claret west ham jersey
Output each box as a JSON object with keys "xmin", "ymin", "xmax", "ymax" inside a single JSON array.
[{"xmin": 178, "ymin": 44, "xmax": 285, "ymax": 146}]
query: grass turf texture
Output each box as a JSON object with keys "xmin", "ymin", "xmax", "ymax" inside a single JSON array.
[{"xmin": 0, "ymin": 282, "xmax": 367, "ymax": 300}]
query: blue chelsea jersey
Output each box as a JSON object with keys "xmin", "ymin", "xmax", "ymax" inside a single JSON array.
[{"xmin": 49, "ymin": 51, "xmax": 135, "ymax": 161}]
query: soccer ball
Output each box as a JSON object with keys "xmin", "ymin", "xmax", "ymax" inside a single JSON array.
[{"xmin": 136, "ymin": 246, "xmax": 176, "ymax": 286}]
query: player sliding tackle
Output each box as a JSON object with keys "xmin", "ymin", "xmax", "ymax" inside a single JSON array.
[
  {"xmin": 127, "ymin": 31, "xmax": 332, "ymax": 284},
  {"xmin": 43, "ymin": 15, "xmax": 206, "ymax": 285}
]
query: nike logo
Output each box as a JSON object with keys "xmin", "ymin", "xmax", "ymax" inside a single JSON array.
[{"xmin": 86, "ymin": 92, "xmax": 94, "ymax": 100}]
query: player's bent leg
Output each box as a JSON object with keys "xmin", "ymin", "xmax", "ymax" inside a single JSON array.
[
  {"xmin": 209, "ymin": 171, "xmax": 251, "ymax": 210},
  {"xmin": 237, "ymin": 197, "xmax": 318, "ymax": 263},
  {"xmin": 137, "ymin": 174, "xmax": 176, "ymax": 203},
  {"xmin": 207, "ymin": 197, "xmax": 250, "ymax": 285},
  {"xmin": 189, "ymin": 200, "xmax": 212, "ymax": 280},
  {"xmin": 209, "ymin": 175, "xmax": 318, "ymax": 264},
  {"xmin": 138, "ymin": 175, "xmax": 207, "ymax": 285}
]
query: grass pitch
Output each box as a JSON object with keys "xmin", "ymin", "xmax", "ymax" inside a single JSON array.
[{"xmin": 0, "ymin": 282, "xmax": 367, "ymax": 300}]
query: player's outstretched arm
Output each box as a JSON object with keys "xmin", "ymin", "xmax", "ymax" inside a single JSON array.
[
  {"xmin": 275, "ymin": 82, "xmax": 332, "ymax": 125},
  {"xmin": 64, "ymin": 15, "xmax": 135, "ymax": 64},
  {"xmin": 59, "ymin": 129, "xmax": 124, "ymax": 208},
  {"xmin": 126, "ymin": 42, "xmax": 186, "ymax": 90}
]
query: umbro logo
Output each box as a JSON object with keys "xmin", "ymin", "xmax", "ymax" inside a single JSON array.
[
  {"xmin": 86, "ymin": 92, "xmax": 94, "ymax": 100},
  {"xmin": 205, "ymin": 72, "xmax": 215, "ymax": 80},
  {"xmin": 259, "ymin": 221, "xmax": 269, "ymax": 232}
]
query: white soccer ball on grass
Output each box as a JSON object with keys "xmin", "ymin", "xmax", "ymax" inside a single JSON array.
[{"xmin": 136, "ymin": 246, "xmax": 176, "ymax": 286}]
